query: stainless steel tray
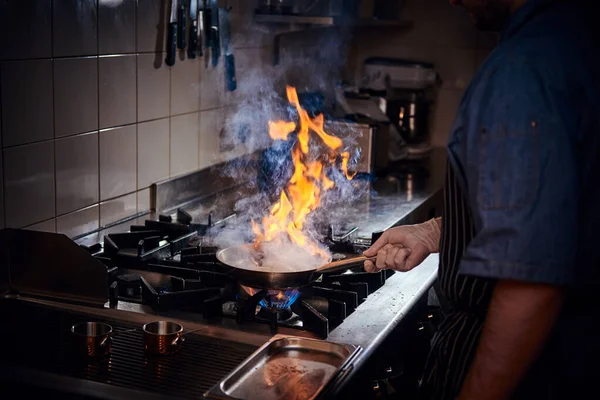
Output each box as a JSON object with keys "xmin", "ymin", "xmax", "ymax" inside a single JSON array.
[{"xmin": 205, "ymin": 334, "xmax": 361, "ymax": 400}]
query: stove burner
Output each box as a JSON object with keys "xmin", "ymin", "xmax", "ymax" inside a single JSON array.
[
  {"xmin": 116, "ymin": 274, "xmax": 142, "ymax": 297},
  {"xmin": 257, "ymin": 306, "xmax": 293, "ymax": 322},
  {"xmin": 240, "ymin": 285, "xmax": 301, "ymax": 309}
]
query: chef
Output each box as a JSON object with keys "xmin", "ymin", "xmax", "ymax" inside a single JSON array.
[{"xmin": 363, "ymin": 0, "xmax": 600, "ymax": 399}]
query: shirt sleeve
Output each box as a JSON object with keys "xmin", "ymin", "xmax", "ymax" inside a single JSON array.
[{"xmin": 459, "ymin": 59, "xmax": 579, "ymax": 286}]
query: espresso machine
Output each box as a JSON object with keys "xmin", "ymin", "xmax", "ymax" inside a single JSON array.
[{"xmin": 361, "ymin": 57, "xmax": 439, "ymax": 160}]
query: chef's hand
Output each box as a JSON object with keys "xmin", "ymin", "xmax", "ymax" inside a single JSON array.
[{"xmin": 363, "ymin": 218, "xmax": 441, "ymax": 273}]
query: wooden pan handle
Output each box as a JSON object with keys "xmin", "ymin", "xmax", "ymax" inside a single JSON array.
[{"xmin": 316, "ymin": 255, "xmax": 377, "ymax": 274}]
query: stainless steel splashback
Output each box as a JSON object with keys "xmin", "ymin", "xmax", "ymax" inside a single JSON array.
[
  {"xmin": 325, "ymin": 120, "xmax": 376, "ymax": 174},
  {"xmin": 154, "ymin": 152, "xmax": 259, "ymax": 213}
]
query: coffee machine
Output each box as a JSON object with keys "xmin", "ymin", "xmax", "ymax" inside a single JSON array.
[{"xmin": 361, "ymin": 58, "xmax": 439, "ymax": 159}]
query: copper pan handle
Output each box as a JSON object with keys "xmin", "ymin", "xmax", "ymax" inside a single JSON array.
[
  {"xmin": 171, "ymin": 327, "xmax": 207, "ymax": 346},
  {"xmin": 316, "ymin": 255, "xmax": 377, "ymax": 274}
]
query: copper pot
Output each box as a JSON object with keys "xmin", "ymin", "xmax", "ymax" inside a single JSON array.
[
  {"xmin": 143, "ymin": 321, "xmax": 184, "ymax": 356},
  {"xmin": 71, "ymin": 322, "xmax": 112, "ymax": 357}
]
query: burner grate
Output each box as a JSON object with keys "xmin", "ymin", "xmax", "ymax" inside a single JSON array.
[{"xmin": 0, "ymin": 300, "xmax": 257, "ymax": 399}]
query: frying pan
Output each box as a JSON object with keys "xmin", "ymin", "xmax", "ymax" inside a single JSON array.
[{"xmin": 216, "ymin": 242, "xmax": 375, "ymax": 289}]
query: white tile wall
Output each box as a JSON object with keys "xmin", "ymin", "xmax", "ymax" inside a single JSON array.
[
  {"xmin": 137, "ymin": 53, "xmax": 170, "ymax": 121},
  {"xmin": 136, "ymin": 0, "xmax": 167, "ymax": 53},
  {"xmin": 54, "ymin": 57, "xmax": 99, "ymax": 137},
  {"xmin": 1, "ymin": 60, "xmax": 54, "ymax": 146},
  {"xmin": 138, "ymin": 118, "xmax": 170, "ymax": 188},
  {"xmin": 99, "ymin": 55, "xmax": 137, "ymax": 129},
  {"xmin": 200, "ymin": 62, "xmax": 226, "ymax": 111},
  {"xmin": 0, "ymin": 0, "xmax": 52, "ymax": 60},
  {"xmin": 199, "ymin": 108, "xmax": 225, "ymax": 169},
  {"xmin": 53, "ymin": 0, "xmax": 98, "ymax": 57},
  {"xmin": 55, "ymin": 132, "xmax": 99, "ymax": 215},
  {"xmin": 100, "ymin": 125, "xmax": 137, "ymax": 201},
  {"xmin": 0, "ymin": 0, "xmax": 271, "ymax": 236},
  {"xmin": 100, "ymin": 193, "xmax": 137, "ymax": 227},
  {"xmin": 98, "ymin": 0, "xmax": 136, "ymax": 55},
  {"xmin": 171, "ymin": 57, "xmax": 202, "ymax": 115},
  {"xmin": 170, "ymin": 113, "xmax": 200, "ymax": 176},
  {"xmin": 4, "ymin": 141, "xmax": 55, "ymax": 228}
]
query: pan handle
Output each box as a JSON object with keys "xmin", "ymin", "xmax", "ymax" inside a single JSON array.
[{"xmin": 316, "ymin": 256, "xmax": 376, "ymax": 274}]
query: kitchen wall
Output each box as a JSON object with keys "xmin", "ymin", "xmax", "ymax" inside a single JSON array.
[
  {"xmin": 0, "ymin": 0, "xmax": 270, "ymax": 236},
  {"xmin": 349, "ymin": 0, "xmax": 498, "ymax": 147}
]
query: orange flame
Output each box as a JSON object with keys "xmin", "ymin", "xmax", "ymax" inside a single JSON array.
[{"xmin": 253, "ymin": 86, "xmax": 355, "ymax": 261}]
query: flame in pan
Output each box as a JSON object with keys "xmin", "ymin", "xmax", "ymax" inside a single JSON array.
[{"xmin": 251, "ymin": 86, "xmax": 355, "ymax": 260}]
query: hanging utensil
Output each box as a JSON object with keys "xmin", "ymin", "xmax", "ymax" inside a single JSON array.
[
  {"xmin": 202, "ymin": 0, "xmax": 211, "ymax": 62},
  {"xmin": 177, "ymin": 0, "xmax": 187, "ymax": 50},
  {"xmin": 165, "ymin": 0, "xmax": 178, "ymax": 66},
  {"xmin": 216, "ymin": 243, "xmax": 376, "ymax": 289},
  {"xmin": 197, "ymin": 2, "xmax": 204, "ymax": 57},
  {"xmin": 209, "ymin": 0, "xmax": 220, "ymax": 67},
  {"xmin": 221, "ymin": 7, "xmax": 236, "ymax": 91},
  {"xmin": 188, "ymin": 0, "xmax": 199, "ymax": 58}
]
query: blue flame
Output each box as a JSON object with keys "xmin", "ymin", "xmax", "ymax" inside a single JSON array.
[{"xmin": 259, "ymin": 289, "xmax": 301, "ymax": 309}]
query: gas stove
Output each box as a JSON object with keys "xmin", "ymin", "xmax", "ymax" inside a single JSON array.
[{"xmin": 83, "ymin": 208, "xmax": 392, "ymax": 339}]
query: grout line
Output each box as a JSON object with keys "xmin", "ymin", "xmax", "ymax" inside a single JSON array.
[
  {"xmin": 135, "ymin": 0, "xmax": 139, "ymax": 211},
  {"xmin": 0, "ymin": 55, "xmax": 4, "ymax": 228},
  {"xmin": 168, "ymin": 52, "xmax": 172, "ymax": 178},
  {"xmin": 96, "ymin": 0, "xmax": 101, "ymax": 228},
  {"xmin": 51, "ymin": 0, "xmax": 57, "ymax": 232}
]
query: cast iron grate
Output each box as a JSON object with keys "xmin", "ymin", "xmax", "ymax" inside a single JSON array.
[{"xmin": 0, "ymin": 300, "xmax": 257, "ymax": 399}]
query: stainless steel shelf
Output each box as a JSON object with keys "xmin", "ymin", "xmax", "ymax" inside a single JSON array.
[
  {"xmin": 254, "ymin": 13, "xmax": 413, "ymax": 29},
  {"xmin": 254, "ymin": 14, "xmax": 335, "ymax": 25}
]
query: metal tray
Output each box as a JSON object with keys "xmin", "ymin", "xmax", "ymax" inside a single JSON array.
[{"xmin": 205, "ymin": 334, "xmax": 361, "ymax": 400}]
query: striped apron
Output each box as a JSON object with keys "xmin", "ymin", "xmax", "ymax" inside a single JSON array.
[{"xmin": 419, "ymin": 162, "xmax": 496, "ymax": 400}]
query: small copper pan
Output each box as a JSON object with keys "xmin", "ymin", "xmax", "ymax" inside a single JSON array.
[
  {"xmin": 71, "ymin": 322, "xmax": 113, "ymax": 357},
  {"xmin": 143, "ymin": 321, "xmax": 205, "ymax": 356},
  {"xmin": 71, "ymin": 322, "xmax": 137, "ymax": 357}
]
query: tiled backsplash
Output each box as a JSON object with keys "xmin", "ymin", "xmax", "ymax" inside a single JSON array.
[
  {"xmin": 0, "ymin": 0, "xmax": 269, "ymax": 236},
  {"xmin": 350, "ymin": 0, "xmax": 498, "ymax": 147}
]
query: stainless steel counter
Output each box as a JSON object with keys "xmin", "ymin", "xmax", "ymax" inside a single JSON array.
[{"xmin": 71, "ymin": 147, "xmax": 446, "ymax": 366}]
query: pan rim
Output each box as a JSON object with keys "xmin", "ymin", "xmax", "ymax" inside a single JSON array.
[{"xmin": 216, "ymin": 243, "xmax": 332, "ymax": 274}]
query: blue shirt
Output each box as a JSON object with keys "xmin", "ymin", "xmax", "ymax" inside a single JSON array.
[{"xmin": 448, "ymin": 0, "xmax": 600, "ymax": 289}]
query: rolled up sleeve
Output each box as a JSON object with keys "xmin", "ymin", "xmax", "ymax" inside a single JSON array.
[{"xmin": 459, "ymin": 61, "xmax": 579, "ymax": 286}]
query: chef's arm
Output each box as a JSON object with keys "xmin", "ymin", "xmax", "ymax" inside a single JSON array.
[{"xmin": 457, "ymin": 280, "xmax": 565, "ymax": 400}]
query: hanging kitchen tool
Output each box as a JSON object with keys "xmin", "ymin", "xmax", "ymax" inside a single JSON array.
[
  {"xmin": 188, "ymin": 0, "xmax": 198, "ymax": 58},
  {"xmin": 177, "ymin": 0, "xmax": 187, "ymax": 50},
  {"xmin": 202, "ymin": 0, "xmax": 212, "ymax": 63},
  {"xmin": 216, "ymin": 242, "xmax": 376, "ymax": 289},
  {"xmin": 165, "ymin": 0, "xmax": 178, "ymax": 66},
  {"xmin": 209, "ymin": 0, "xmax": 220, "ymax": 67},
  {"xmin": 197, "ymin": 1, "xmax": 204, "ymax": 57},
  {"xmin": 220, "ymin": 7, "xmax": 236, "ymax": 91}
]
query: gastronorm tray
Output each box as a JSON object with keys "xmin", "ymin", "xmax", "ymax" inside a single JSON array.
[{"xmin": 204, "ymin": 334, "xmax": 361, "ymax": 400}]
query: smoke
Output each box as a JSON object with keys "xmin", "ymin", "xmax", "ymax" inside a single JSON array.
[{"xmin": 211, "ymin": 24, "xmax": 370, "ymax": 254}]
